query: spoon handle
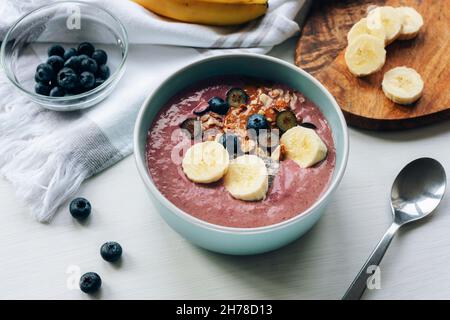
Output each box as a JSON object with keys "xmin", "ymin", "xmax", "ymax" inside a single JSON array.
[{"xmin": 342, "ymin": 223, "xmax": 400, "ymax": 300}]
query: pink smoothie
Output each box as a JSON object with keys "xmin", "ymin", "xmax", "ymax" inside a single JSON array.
[{"xmin": 146, "ymin": 76, "xmax": 336, "ymax": 228}]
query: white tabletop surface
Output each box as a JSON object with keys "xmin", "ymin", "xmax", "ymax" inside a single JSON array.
[{"xmin": 2, "ymin": 36, "xmax": 450, "ymax": 300}]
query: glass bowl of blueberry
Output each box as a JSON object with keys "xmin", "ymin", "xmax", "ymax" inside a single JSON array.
[{"xmin": 0, "ymin": 1, "xmax": 128, "ymax": 111}]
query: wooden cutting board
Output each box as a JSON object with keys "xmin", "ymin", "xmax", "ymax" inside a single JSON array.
[{"xmin": 295, "ymin": 0, "xmax": 450, "ymax": 130}]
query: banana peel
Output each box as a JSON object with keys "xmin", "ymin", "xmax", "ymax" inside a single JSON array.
[{"xmin": 133, "ymin": 0, "xmax": 268, "ymax": 26}]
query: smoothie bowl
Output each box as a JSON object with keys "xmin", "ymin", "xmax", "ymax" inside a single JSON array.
[{"xmin": 134, "ymin": 54, "xmax": 349, "ymax": 255}]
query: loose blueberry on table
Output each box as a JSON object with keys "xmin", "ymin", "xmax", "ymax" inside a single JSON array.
[
  {"xmin": 69, "ymin": 197, "xmax": 91, "ymax": 220},
  {"xmin": 100, "ymin": 242, "xmax": 123, "ymax": 262},
  {"xmin": 79, "ymin": 272, "xmax": 102, "ymax": 294},
  {"xmin": 34, "ymin": 42, "xmax": 110, "ymax": 97}
]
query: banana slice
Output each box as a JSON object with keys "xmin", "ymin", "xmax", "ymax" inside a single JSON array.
[
  {"xmin": 347, "ymin": 18, "xmax": 386, "ymax": 46},
  {"xmin": 382, "ymin": 66, "xmax": 424, "ymax": 105},
  {"xmin": 280, "ymin": 126, "xmax": 328, "ymax": 168},
  {"xmin": 367, "ymin": 6, "xmax": 402, "ymax": 44},
  {"xmin": 224, "ymin": 155, "xmax": 269, "ymax": 201},
  {"xmin": 344, "ymin": 34, "xmax": 386, "ymax": 77},
  {"xmin": 396, "ymin": 7, "xmax": 424, "ymax": 40},
  {"xmin": 182, "ymin": 141, "xmax": 229, "ymax": 183}
]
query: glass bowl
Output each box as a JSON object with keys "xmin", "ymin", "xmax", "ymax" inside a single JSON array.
[{"xmin": 0, "ymin": 1, "xmax": 128, "ymax": 111}]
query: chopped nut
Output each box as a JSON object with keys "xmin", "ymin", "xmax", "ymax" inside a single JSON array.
[
  {"xmin": 203, "ymin": 128, "xmax": 222, "ymax": 141},
  {"xmin": 275, "ymin": 99, "xmax": 288, "ymax": 111},
  {"xmin": 200, "ymin": 114, "xmax": 210, "ymax": 122},
  {"xmin": 298, "ymin": 94, "xmax": 306, "ymax": 103},
  {"xmin": 264, "ymin": 108, "xmax": 277, "ymax": 122},
  {"xmin": 240, "ymin": 139, "xmax": 256, "ymax": 153},
  {"xmin": 254, "ymin": 147, "xmax": 268, "ymax": 158},
  {"xmin": 269, "ymin": 89, "xmax": 283, "ymax": 98},
  {"xmin": 283, "ymin": 91, "xmax": 292, "ymax": 103},
  {"xmin": 259, "ymin": 93, "xmax": 273, "ymax": 108},
  {"xmin": 250, "ymin": 98, "xmax": 258, "ymax": 105},
  {"xmin": 209, "ymin": 112, "xmax": 224, "ymax": 120},
  {"xmin": 289, "ymin": 93, "xmax": 298, "ymax": 110}
]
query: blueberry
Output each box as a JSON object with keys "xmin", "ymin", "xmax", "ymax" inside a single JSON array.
[
  {"xmin": 78, "ymin": 42, "xmax": 95, "ymax": 57},
  {"xmin": 276, "ymin": 110, "xmax": 298, "ymax": 133},
  {"xmin": 64, "ymin": 56, "xmax": 82, "ymax": 71},
  {"xmin": 47, "ymin": 44, "xmax": 65, "ymax": 57},
  {"xmin": 47, "ymin": 56, "xmax": 65, "ymax": 72},
  {"xmin": 91, "ymin": 49, "xmax": 108, "ymax": 65},
  {"xmin": 35, "ymin": 63, "xmax": 55, "ymax": 83},
  {"xmin": 78, "ymin": 54, "xmax": 90, "ymax": 62},
  {"xmin": 100, "ymin": 242, "xmax": 123, "ymax": 262},
  {"xmin": 57, "ymin": 68, "xmax": 79, "ymax": 91},
  {"xmin": 63, "ymin": 48, "xmax": 77, "ymax": 61},
  {"xmin": 226, "ymin": 88, "xmax": 249, "ymax": 108},
  {"xmin": 247, "ymin": 114, "xmax": 269, "ymax": 133},
  {"xmin": 35, "ymin": 82, "xmax": 51, "ymax": 96},
  {"xmin": 69, "ymin": 197, "xmax": 91, "ymax": 219},
  {"xmin": 94, "ymin": 78, "xmax": 105, "ymax": 88},
  {"xmin": 80, "ymin": 72, "xmax": 95, "ymax": 90},
  {"xmin": 49, "ymin": 86, "xmax": 65, "ymax": 97},
  {"xmin": 80, "ymin": 58, "xmax": 98, "ymax": 74},
  {"xmin": 180, "ymin": 118, "xmax": 202, "ymax": 140},
  {"xmin": 97, "ymin": 64, "xmax": 110, "ymax": 80},
  {"xmin": 218, "ymin": 134, "xmax": 241, "ymax": 158},
  {"xmin": 79, "ymin": 272, "xmax": 101, "ymax": 294},
  {"xmin": 208, "ymin": 97, "xmax": 229, "ymax": 115}
]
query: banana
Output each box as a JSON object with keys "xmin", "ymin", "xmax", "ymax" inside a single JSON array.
[
  {"xmin": 396, "ymin": 7, "xmax": 424, "ymax": 40},
  {"xmin": 133, "ymin": 0, "xmax": 268, "ymax": 26},
  {"xmin": 344, "ymin": 34, "xmax": 386, "ymax": 77},
  {"xmin": 347, "ymin": 18, "xmax": 386, "ymax": 46},
  {"xmin": 382, "ymin": 66, "xmax": 424, "ymax": 105},
  {"xmin": 224, "ymin": 155, "xmax": 269, "ymax": 201},
  {"xmin": 182, "ymin": 141, "xmax": 229, "ymax": 183},
  {"xmin": 280, "ymin": 126, "xmax": 327, "ymax": 168},
  {"xmin": 367, "ymin": 6, "xmax": 402, "ymax": 44}
]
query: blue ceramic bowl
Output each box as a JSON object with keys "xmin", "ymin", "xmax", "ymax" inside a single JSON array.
[{"xmin": 134, "ymin": 54, "xmax": 349, "ymax": 255}]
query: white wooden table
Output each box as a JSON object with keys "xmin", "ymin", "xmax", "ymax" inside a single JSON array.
[{"xmin": 2, "ymin": 36, "xmax": 450, "ymax": 300}]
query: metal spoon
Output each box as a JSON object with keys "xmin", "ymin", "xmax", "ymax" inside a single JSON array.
[{"xmin": 343, "ymin": 158, "xmax": 447, "ymax": 300}]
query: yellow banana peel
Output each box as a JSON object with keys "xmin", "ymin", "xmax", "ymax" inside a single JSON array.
[{"xmin": 133, "ymin": 0, "xmax": 269, "ymax": 26}]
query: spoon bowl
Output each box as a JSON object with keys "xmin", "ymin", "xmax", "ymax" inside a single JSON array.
[{"xmin": 391, "ymin": 157, "xmax": 447, "ymax": 225}]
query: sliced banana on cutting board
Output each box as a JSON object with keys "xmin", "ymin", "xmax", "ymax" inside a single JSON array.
[
  {"xmin": 345, "ymin": 34, "xmax": 386, "ymax": 77},
  {"xmin": 382, "ymin": 66, "xmax": 424, "ymax": 105},
  {"xmin": 347, "ymin": 18, "xmax": 386, "ymax": 46},
  {"xmin": 344, "ymin": 6, "xmax": 425, "ymax": 104},
  {"xmin": 367, "ymin": 6, "xmax": 402, "ymax": 44},
  {"xmin": 396, "ymin": 7, "xmax": 424, "ymax": 40},
  {"xmin": 224, "ymin": 155, "xmax": 269, "ymax": 201},
  {"xmin": 280, "ymin": 126, "xmax": 328, "ymax": 169},
  {"xmin": 182, "ymin": 141, "xmax": 229, "ymax": 183}
]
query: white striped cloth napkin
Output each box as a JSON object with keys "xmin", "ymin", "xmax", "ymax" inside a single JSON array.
[{"xmin": 0, "ymin": 0, "xmax": 307, "ymax": 222}]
